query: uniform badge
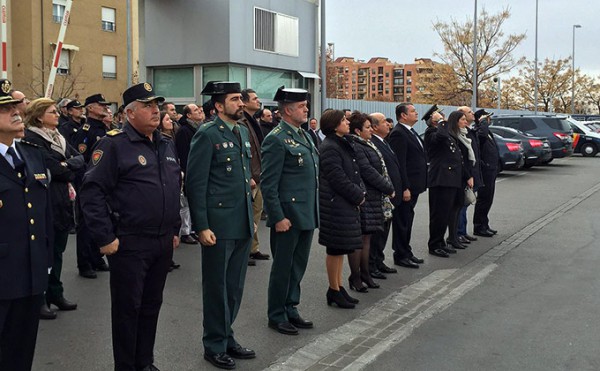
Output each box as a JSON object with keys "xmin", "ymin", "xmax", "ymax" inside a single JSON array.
[
  {"xmin": 34, "ymin": 173, "xmax": 47, "ymax": 180},
  {"xmin": 78, "ymin": 143, "xmax": 87, "ymax": 153},
  {"xmin": 298, "ymin": 157, "xmax": 304, "ymax": 166},
  {"xmin": 229, "ymin": 142, "xmax": 234, "ymax": 148},
  {"xmin": 144, "ymin": 83, "xmax": 152, "ymax": 92},
  {"xmin": 1, "ymin": 80, "xmax": 11, "ymax": 94},
  {"xmin": 245, "ymin": 141, "xmax": 251, "ymax": 148},
  {"xmin": 138, "ymin": 155, "xmax": 147, "ymax": 166},
  {"xmin": 223, "ymin": 142, "xmax": 229, "ymax": 149},
  {"xmin": 92, "ymin": 150, "xmax": 103, "ymax": 165},
  {"xmin": 226, "ymin": 165, "xmax": 232, "ymax": 172},
  {"xmin": 82, "ymin": 123, "xmax": 90, "ymax": 131}
]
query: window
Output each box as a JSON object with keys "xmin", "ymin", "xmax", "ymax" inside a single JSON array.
[
  {"xmin": 406, "ymin": 87, "xmax": 412, "ymax": 93},
  {"xmin": 102, "ymin": 7, "xmax": 116, "ymax": 32},
  {"xmin": 394, "ymin": 78, "xmax": 404, "ymax": 85},
  {"xmin": 371, "ymin": 77, "xmax": 376, "ymax": 83},
  {"xmin": 56, "ymin": 49, "xmax": 70, "ymax": 75},
  {"xmin": 254, "ymin": 8, "xmax": 298, "ymax": 56},
  {"xmin": 102, "ymin": 55, "xmax": 117, "ymax": 79},
  {"xmin": 407, "ymin": 71, "xmax": 412, "ymax": 76},
  {"xmin": 519, "ymin": 119, "xmax": 536, "ymax": 131},
  {"xmin": 52, "ymin": 0, "xmax": 66, "ymax": 23},
  {"xmin": 407, "ymin": 78, "xmax": 412, "ymax": 85}
]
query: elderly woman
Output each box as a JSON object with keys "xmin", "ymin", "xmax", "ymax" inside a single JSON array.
[
  {"xmin": 24, "ymin": 98, "xmax": 85, "ymax": 319},
  {"xmin": 424, "ymin": 111, "xmax": 474, "ymax": 258},
  {"xmin": 347, "ymin": 112, "xmax": 394, "ymax": 292},
  {"xmin": 319, "ymin": 109, "xmax": 365, "ymax": 309}
]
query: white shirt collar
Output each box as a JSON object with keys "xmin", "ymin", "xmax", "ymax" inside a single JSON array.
[{"xmin": 0, "ymin": 140, "xmax": 17, "ymax": 159}]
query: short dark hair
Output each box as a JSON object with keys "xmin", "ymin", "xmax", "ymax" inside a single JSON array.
[
  {"xmin": 385, "ymin": 118, "xmax": 393, "ymax": 124},
  {"xmin": 211, "ymin": 94, "xmax": 227, "ymax": 107},
  {"xmin": 161, "ymin": 101, "xmax": 174, "ymax": 110},
  {"xmin": 446, "ymin": 111, "xmax": 465, "ymax": 136},
  {"xmin": 241, "ymin": 89, "xmax": 256, "ymax": 103},
  {"xmin": 320, "ymin": 109, "xmax": 345, "ymax": 136},
  {"xmin": 349, "ymin": 112, "xmax": 371, "ymax": 133},
  {"xmin": 395, "ymin": 103, "xmax": 412, "ymax": 121}
]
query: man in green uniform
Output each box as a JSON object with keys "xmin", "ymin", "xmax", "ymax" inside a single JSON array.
[
  {"xmin": 186, "ymin": 81, "xmax": 255, "ymax": 370},
  {"xmin": 261, "ymin": 87, "xmax": 319, "ymax": 335}
]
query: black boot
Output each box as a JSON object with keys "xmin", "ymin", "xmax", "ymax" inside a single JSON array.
[
  {"xmin": 40, "ymin": 303, "xmax": 57, "ymax": 320},
  {"xmin": 348, "ymin": 274, "xmax": 368, "ymax": 292},
  {"xmin": 339, "ymin": 286, "xmax": 359, "ymax": 304},
  {"xmin": 326, "ymin": 288, "xmax": 355, "ymax": 309}
]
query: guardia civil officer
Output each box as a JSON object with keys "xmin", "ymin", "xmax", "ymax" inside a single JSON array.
[
  {"xmin": 261, "ymin": 87, "xmax": 319, "ymax": 335},
  {"xmin": 186, "ymin": 81, "xmax": 255, "ymax": 370},
  {"xmin": 79, "ymin": 83, "xmax": 181, "ymax": 371},
  {"xmin": 0, "ymin": 79, "xmax": 53, "ymax": 371}
]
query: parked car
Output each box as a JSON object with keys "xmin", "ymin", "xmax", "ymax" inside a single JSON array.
[
  {"xmin": 494, "ymin": 133, "xmax": 525, "ymax": 173},
  {"xmin": 491, "ymin": 115, "xmax": 573, "ymax": 161},
  {"xmin": 568, "ymin": 118, "xmax": 600, "ymax": 157},
  {"xmin": 489, "ymin": 126, "xmax": 552, "ymax": 167},
  {"xmin": 583, "ymin": 121, "xmax": 600, "ymax": 133}
]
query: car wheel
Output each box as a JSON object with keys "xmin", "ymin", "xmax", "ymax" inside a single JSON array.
[
  {"xmin": 542, "ymin": 158, "xmax": 553, "ymax": 165},
  {"xmin": 523, "ymin": 163, "xmax": 534, "ymax": 169},
  {"xmin": 580, "ymin": 143, "xmax": 598, "ymax": 157}
]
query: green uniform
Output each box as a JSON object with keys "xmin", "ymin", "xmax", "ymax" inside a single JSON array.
[
  {"xmin": 260, "ymin": 120, "xmax": 319, "ymax": 324},
  {"xmin": 186, "ymin": 116, "xmax": 253, "ymax": 356}
]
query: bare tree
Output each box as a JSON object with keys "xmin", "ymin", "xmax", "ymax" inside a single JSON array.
[
  {"xmin": 580, "ymin": 75, "xmax": 600, "ymax": 114},
  {"xmin": 29, "ymin": 57, "xmax": 87, "ymax": 100}
]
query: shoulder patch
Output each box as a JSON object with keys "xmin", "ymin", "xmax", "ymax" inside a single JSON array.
[
  {"xmin": 107, "ymin": 129, "xmax": 123, "ymax": 137},
  {"xmin": 91, "ymin": 150, "xmax": 103, "ymax": 165},
  {"xmin": 82, "ymin": 123, "xmax": 90, "ymax": 131}
]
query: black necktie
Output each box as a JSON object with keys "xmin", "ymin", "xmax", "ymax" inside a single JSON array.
[
  {"xmin": 232, "ymin": 125, "xmax": 242, "ymax": 145},
  {"xmin": 7, "ymin": 147, "xmax": 25, "ymax": 174},
  {"xmin": 410, "ymin": 128, "xmax": 423, "ymax": 147}
]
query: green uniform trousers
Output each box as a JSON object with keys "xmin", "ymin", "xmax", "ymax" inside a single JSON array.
[
  {"xmin": 47, "ymin": 229, "xmax": 70, "ymax": 300},
  {"xmin": 267, "ymin": 227, "xmax": 313, "ymax": 323},
  {"xmin": 202, "ymin": 238, "xmax": 252, "ymax": 355}
]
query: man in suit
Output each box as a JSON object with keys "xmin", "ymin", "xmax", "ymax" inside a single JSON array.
[
  {"xmin": 261, "ymin": 87, "xmax": 319, "ymax": 336},
  {"xmin": 186, "ymin": 81, "xmax": 255, "ymax": 370},
  {"xmin": 387, "ymin": 103, "xmax": 426, "ymax": 269},
  {"xmin": 367, "ymin": 112, "xmax": 402, "ymax": 279},
  {"xmin": 0, "ymin": 79, "xmax": 53, "ymax": 371},
  {"xmin": 307, "ymin": 117, "xmax": 322, "ymax": 149}
]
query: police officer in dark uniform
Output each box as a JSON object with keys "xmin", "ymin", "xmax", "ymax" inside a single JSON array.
[
  {"xmin": 79, "ymin": 83, "xmax": 181, "ymax": 371},
  {"xmin": 73, "ymin": 93, "xmax": 111, "ymax": 278},
  {"xmin": 58, "ymin": 99, "xmax": 85, "ymax": 146},
  {"xmin": 186, "ymin": 81, "xmax": 255, "ymax": 370},
  {"xmin": 0, "ymin": 79, "xmax": 53, "ymax": 371}
]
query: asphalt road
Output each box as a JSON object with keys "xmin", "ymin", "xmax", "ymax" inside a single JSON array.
[{"xmin": 33, "ymin": 154, "xmax": 600, "ymax": 371}]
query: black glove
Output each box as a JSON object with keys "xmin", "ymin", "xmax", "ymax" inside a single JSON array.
[{"xmin": 66, "ymin": 155, "xmax": 85, "ymax": 170}]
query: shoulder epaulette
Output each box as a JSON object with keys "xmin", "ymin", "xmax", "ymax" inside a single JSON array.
[
  {"xmin": 19, "ymin": 139, "xmax": 40, "ymax": 147},
  {"xmin": 82, "ymin": 123, "xmax": 90, "ymax": 131},
  {"xmin": 106, "ymin": 129, "xmax": 123, "ymax": 137},
  {"xmin": 271, "ymin": 126, "xmax": 282, "ymax": 134}
]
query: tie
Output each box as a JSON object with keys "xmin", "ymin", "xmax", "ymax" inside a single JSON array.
[
  {"xmin": 7, "ymin": 147, "xmax": 25, "ymax": 174},
  {"xmin": 410, "ymin": 128, "xmax": 423, "ymax": 148},
  {"xmin": 298, "ymin": 128, "xmax": 308, "ymax": 145},
  {"xmin": 232, "ymin": 125, "xmax": 242, "ymax": 145}
]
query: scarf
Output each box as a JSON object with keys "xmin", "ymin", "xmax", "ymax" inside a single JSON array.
[
  {"xmin": 28, "ymin": 126, "xmax": 67, "ymax": 157},
  {"xmin": 187, "ymin": 118, "xmax": 202, "ymax": 131},
  {"xmin": 458, "ymin": 127, "xmax": 476, "ymax": 166}
]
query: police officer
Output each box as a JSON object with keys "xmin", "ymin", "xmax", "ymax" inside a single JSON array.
[
  {"xmin": 58, "ymin": 99, "xmax": 85, "ymax": 146},
  {"xmin": 79, "ymin": 83, "xmax": 181, "ymax": 371},
  {"xmin": 186, "ymin": 81, "xmax": 255, "ymax": 370},
  {"xmin": 73, "ymin": 93, "xmax": 111, "ymax": 278},
  {"xmin": 261, "ymin": 87, "xmax": 319, "ymax": 335},
  {"xmin": 0, "ymin": 79, "xmax": 53, "ymax": 371}
]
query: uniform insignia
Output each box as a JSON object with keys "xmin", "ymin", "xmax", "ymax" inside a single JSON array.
[
  {"xmin": 138, "ymin": 155, "xmax": 147, "ymax": 166},
  {"xmin": 1, "ymin": 80, "xmax": 11, "ymax": 93},
  {"xmin": 245, "ymin": 141, "xmax": 251, "ymax": 148},
  {"xmin": 144, "ymin": 83, "xmax": 152, "ymax": 92},
  {"xmin": 92, "ymin": 150, "xmax": 103, "ymax": 165},
  {"xmin": 34, "ymin": 173, "xmax": 47, "ymax": 180},
  {"xmin": 215, "ymin": 143, "xmax": 220, "ymax": 150},
  {"xmin": 107, "ymin": 129, "xmax": 122, "ymax": 136},
  {"xmin": 219, "ymin": 125, "xmax": 225, "ymax": 129},
  {"xmin": 223, "ymin": 142, "xmax": 229, "ymax": 149},
  {"xmin": 226, "ymin": 165, "xmax": 232, "ymax": 172},
  {"xmin": 82, "ymin": 123, "xmax": 90, "ymax": 131},
  {"xmin": 78, "ymin": 143, "xmax": 87, "ymax": 153},
  {"xmin": 229, "ymin": 142, "xmax": 234, "ymax": 148},
  {"xmin": 298, "ymin": 157, "xmax": 304, "ymax": 166}
]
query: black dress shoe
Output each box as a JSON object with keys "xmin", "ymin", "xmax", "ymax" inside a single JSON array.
[
  {"xmin": 446, "ymin": 240, "xmax": 467, "ymax": 250},
  {"xmin": 40, "ymin": 304, "xmax": 57, "ymax": 320},
  {"xmin": 181, "ymin": 235, "xmax": 199, "ymax": 244},
  {"xmin": 247, "ymin": 259, "xmax": 256, "ymax": 266},
  {"xmin": 394, "ymin": 258, "xmax": 419, "ymax": 269},
  {"xmin": 249, "ymin": 251, "xmax": 270, "ymax": 260},
  {"xmin": 464, "ymin": 234, "xmax": 478, "ymax": 241},
  {"xmin": 443, "ymin": 245, "xmax": 457, "ymax": 254},
  {"xmin": 268, "ymin": 321, "xmax": 299, "ymax": 335},
  {"xmin": 139, "ymin": 365, "xmax": 160, "ymax": 371},
  {"xmin": 370, "ymin": 270, "xmax": 387, "ymax": 279},
  {"xmin": 457, "ymin": 236, "xmax": 471, "ymax": 244},
  {"xmin": 487, "ymin": 227, "xmax": 498, "ymax": 235},
  {"xmin": 94, "ymin": 262, "xmax": 110, "ymax": 272},
  {"xmin": 79, "ymin": 269, "xmax": 97, "ymax": 279},
  {"xmin": 378, "ymin": 263, "xmax": 398, "ymax": 273},
  {"xmin": 226, "ymin": 345, "xmax": 256, "ymax": 359},
  {"xmin": 289, "ymin": 316, "xmax": 313, "ymax": 329},
  {"xmin": 474, "ymin": 229, "xmax": 494, "ymax": 237},
  {"xmin": 204, "ymin": 353, "xmax": 235, "ymax": 370},
  {"xmin": 429, "ymin": 248, "xmax": 450, "ymax": 258},
  {"xmin": 47, "ymin": 297, "xmax": 77, "ymax": 311},
  {"xmin": 170, "ymin": 261, "xmax": 181, "ymax": 270},
  {"xmin": 409, "ymin": 256, "xmax": 424, "ymax": 264}
]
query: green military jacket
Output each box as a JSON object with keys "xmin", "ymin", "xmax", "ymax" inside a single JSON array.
[
  {"xmin": 186, "ymin": 116, "xmax": 253, "ymax": 239},
  {"xmin": 260, "ymin": 120, "xmax": 319, "ymax": 230}
]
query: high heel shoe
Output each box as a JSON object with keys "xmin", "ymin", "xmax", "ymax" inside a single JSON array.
[
  {"xmin": 339, "ymin": 286, "xmax": 359, "ymax": 304},
  {"xmin": 360, "ymin": 273, "xmax": 380, "ymax": 289},
  {"xmin": 348, "ymin": 276, "xmax": 368, "ymax": 293},
  {"xmin": 326, "ymin": 288, "xmax": 355, "ymax": 309}
]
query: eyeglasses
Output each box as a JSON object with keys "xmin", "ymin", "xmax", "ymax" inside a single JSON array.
[{"xmin": 46, "ymin": 110, "xmax": 59, "ymax": 115}]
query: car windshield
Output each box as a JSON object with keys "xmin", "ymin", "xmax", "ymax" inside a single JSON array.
[{"xmin": 541, "ymin": 118, "xmax": 571, "ymax": 132}]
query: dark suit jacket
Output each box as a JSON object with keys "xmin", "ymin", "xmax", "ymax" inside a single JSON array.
[
  {"xmin": 424, "ymin": 124, "xmax": 470, "ymax": 189},
  {"xmin": 371, "ymin": 134, "xmax": 403, "ymax": 206},
  {"xmin": 387, "ymin": 123, "xmax": 427, "ymax": 195},
  {"xmin": 0, "ymin": 141, "xmax": 53, "ymax": 300},
  {"xmin": 307, "ymin": 128, "xmax": 322, "ymax": 149}
]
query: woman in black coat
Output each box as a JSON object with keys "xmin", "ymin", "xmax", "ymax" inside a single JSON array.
[
  {"xmin": 24, "ymin": 98, "xmax": 85, "ymax": 318},
  {"xmin": 347, "ymin": 112, "xmax": 394, "ymax": 292},
  {"xmin": 424, "ymin": 111, "xmax": 474, "ymax": 258},
  {"xmin": 319, "ymin": 109, "xmax": 365, "ymax": 309}
]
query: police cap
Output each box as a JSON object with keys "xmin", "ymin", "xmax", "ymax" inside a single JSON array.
[
  {"xmin": 474, "ymin": 109, "xmax": 493, "ymax": 121},
  {"xmin": 421, "ymin": 104, "xmax": 442, "ymax": 122},
  {"xmin": 273, "ymin": 86, "xmax": 309, "ymax": 103},
  {"xmin": 0, "ymin": 79, "xmax": 22, "ymax": 105},
  {"xmin": 84, "ymin": 93, "xmax": 110, "ymax": 106},
  {"xmin": 66, "ymin": 100, "xmax": 84, "ymax": 110},
  {"xmin": 122, "ymin": 83, "xmax": 165, "ymax": 107},
  {"xmin": 201, "ymin": 81, "xmax": 241, "ymax": 96}
]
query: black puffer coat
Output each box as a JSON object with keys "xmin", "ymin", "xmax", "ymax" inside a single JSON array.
[
  {"xmin": 349, "ymin": 135, "xmax": 394, "ymax": 234},
  {"xmin": 318, "ymin": 135, "xmax": 365, "ymax": 251}
]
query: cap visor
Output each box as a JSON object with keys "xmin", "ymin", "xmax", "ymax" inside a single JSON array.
[{"xmin": 137, "ymin": 96, "xmax": 165, "ymax": 104}]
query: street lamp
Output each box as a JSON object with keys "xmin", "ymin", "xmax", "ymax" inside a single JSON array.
[
  {"xmin": 572, "ymin": 24, "xmax": 582, "ymax": 114},
  {"xmin": 534, "ymin": 0, "xmax": 539, "ymax": 114},
  {"xmin": 471, "ymin": 0, "xmax": 478, "ymax": 110},
  {"xmin": 493, "ymin": 77, "xmax": 501, "ymax": 110}
]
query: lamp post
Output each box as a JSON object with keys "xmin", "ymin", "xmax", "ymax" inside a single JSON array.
[
  {"xmin": 571, "ymin": 24, "xmax": 582, "ymax": 114},
  {"xmin": 494, "ymin": 77, "xmax": 501, "ymax": 110},
  {"xmin": 534, "ymin": 0, "xmax": 539, "ymax": 114},
  {"xmin": 471, "ymin": 0, "xmax": 478, "ymax": 110}
]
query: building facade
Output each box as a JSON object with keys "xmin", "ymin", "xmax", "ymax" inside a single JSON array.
[{"xmin": 6, "ymin": 0, "xmax": 138, "ymax": 107}]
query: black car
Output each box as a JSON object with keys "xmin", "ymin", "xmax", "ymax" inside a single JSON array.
[
  {"xmin": 489, "ymin": 126, "xmax": 552, "ymax": 167},
  {"xmin": 494, "ymin": 133, "xmax": 525, "ymax": 173},
  {"xmin": 491, "ymin": 115, "xmax": 573, "ymax": 161}
]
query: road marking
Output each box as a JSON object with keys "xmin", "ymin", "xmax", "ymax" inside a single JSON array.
[{"xmin": 268, "ymin": 180, "xmax": 600, "ymax": 371}]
